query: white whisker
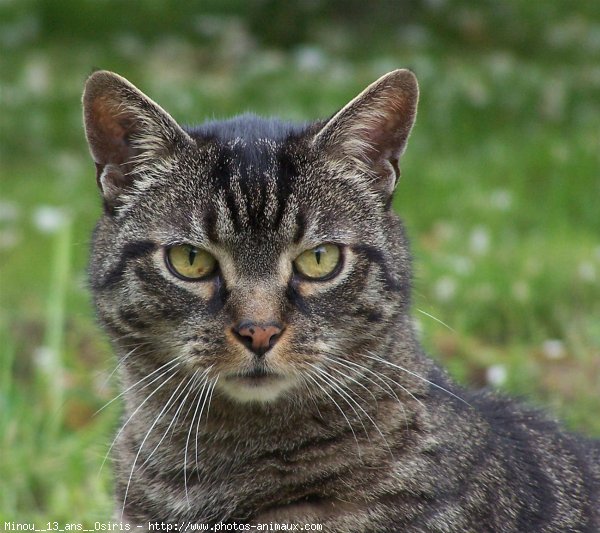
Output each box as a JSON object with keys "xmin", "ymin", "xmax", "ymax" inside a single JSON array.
[
  {"xmin": 310, "ymin": 364, "xmax": 394, "ymax": 457},
  {"xmin": 191, "ymin": 376, "xmax": 218, "ymax": 499},
  {"xmin": 99, "ymin": 362, "xmax": 181, "ymax": 477},
  {"xmin": 94, "ymin": 356, "xmax": 183, "ymax": 416},
  {"xmin": 114, "ymin": 368, "xmax": 180, "ymax": 519},
  {"xmin": 326, "ymin": 361, "xmax": 378, "ymax": 403},
  {"xmin": 322, "ymin": 354, "xmax": 411, "ymax": 432},
  {"xmin": 364, "ymin": 351, "xmax": 469, "ymax": 406},
  {"xmin": 184, "ymin": 373, "xmax": 211, "ymax": 505},
  {"xmin": 140, "ymin": 369, "xmax": 201, "ymax": 470},
  {"xmin": 324, "ymin": 350, "xmax": 426, "ymax": 410},
  {"xmin": 304, "ymin": 370, "xmax": 363, "ymax": 460},
  {"xmin": 416, "ymin": 308, "xmax": 456, "ymax": 332},
  {"xmin": 98, "ymin": 344, "xmax": 144, "ymax": 391}
]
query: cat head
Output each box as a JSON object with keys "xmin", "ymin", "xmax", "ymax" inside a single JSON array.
[{"xmin": 84, "ymin": 70, "xmax": 418, "ymax": 404}]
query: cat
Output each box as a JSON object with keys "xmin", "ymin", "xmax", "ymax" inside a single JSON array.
[{"xmin": 83, "ymin": 69, "xmax": 600, "ymax": 532}]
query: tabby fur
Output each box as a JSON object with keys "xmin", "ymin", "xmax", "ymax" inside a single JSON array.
[{"xmin": 83, "ymin": 69, "xmax": 600, "ymax": 532}]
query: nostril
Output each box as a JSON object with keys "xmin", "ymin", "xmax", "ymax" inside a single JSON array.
[
  {"xmin": 232, "ymin": 321, "xmax": 254, "ymax": 349},
  {"xmin": 268, "ymin": 330, "xmax": 282, "ymax": 348},
  {"xmin": 232, "ymin": 320, "xmax": 284, "ymax": 356}
]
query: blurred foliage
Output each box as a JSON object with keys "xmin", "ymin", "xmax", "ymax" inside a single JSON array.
[{"xmin": 1, "ymin": 0, "xmax": 599, "ymax": 58}]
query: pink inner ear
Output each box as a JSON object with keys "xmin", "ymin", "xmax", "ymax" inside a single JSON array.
[
  {"xmin": 365, "ymin": 91, "xmax": 416, "ymax": 161},
  {"xmin": 89, "ymin": 96, "xmax": 135, "ymax": 167}
]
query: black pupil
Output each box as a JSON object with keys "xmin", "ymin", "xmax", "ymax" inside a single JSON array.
[
  {"xmin": 315, "ymin": 248, "xmax": 322, "ymax": 265},
  {"xmin": 188, "ymin": 247, "xmax": 197, "ymax": 266}
]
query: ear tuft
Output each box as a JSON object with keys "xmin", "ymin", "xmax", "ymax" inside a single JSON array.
[
  {"xmin": 313, "ymin": 69, "xmax": 419, "ymax": 200},
  {"xmin": 82, "ymin": 70, "xmax": 192, "ymax": 211}
]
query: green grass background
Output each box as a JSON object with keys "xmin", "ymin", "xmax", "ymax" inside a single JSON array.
[{"xmin": 1, "ymin": 0, "xmax": 599, "ymax": 523}]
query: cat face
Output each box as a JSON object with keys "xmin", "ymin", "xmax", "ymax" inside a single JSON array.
[{"xmin": 84, "ymin": 70, "xmax": 418, "ymax": 403}]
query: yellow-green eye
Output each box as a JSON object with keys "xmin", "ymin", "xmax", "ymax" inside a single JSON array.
[
  {"xmin": 293, "ymin": 244, "xmax": 341, "ymax": 280},
  {"xmin": 166, "ymin": 245, "xmax": 217, "ymax": 280}
]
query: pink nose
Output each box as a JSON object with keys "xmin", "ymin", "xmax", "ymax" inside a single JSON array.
[{"xmin": 233, "ymin": 321, "xmax": 283, "ymax": 357}]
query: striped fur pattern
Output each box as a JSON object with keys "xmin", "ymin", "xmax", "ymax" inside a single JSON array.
[{"xmin": 83, "ymin": 70, "xmax": 600, "ymax": 531}]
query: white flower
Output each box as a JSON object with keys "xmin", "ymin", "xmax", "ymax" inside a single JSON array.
[
  {"xmin": 33, "ymin": 345, "xmax": 57, "ymax": 372},
  {"xmin": 24, "ymin": 55, "xmax": 50, "ymax": 96},
  {"xmin": 0, "ymin": 200, "xmax": 21, "ymax": 222},
  {"xmin": 469, "ymin": 226, "xmax": 490, "ymax": 256},
  {"xmin": 486, "ymin": 364, "xmax": 507, "ymax": 387},
  {"xmin": 542, "ymin": 339, "xmax": 566, "ymax": 360},
  {"xmin": 577, "ymin": 262, "xmax": 596, "ymax": 283},
  {"xmin": 294, "ymin": 46, "xmax": 327, "ymax": 72},
  {"xmin": 451, "ymin": 255, "xmax": 473, "ymax": 276},
  {"xmin": 489, "ymin": 189, "xmax": 513, "ymax": 211},
  {"xmin": 434, "ymin": 276, "xmax": 457, "ymax": 302},
  {"xmin": 32, "ymin": 205, "xmax": 68, "ymax": 233}
]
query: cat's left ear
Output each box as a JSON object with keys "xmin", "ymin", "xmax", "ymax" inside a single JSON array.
[{"xmin": 313, "ymin": 69, "xmax": 418, "ymax": 202}]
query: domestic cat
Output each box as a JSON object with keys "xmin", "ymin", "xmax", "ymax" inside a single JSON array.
[{"xmin": 83, "ymin": 69, "xmax": 600, "ymax": 531}]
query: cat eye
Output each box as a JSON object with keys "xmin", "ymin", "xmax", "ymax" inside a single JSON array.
[
  {"xmin": 293, "ymin": 244, "xmax": 342, "ymax": 280},
  {"xmin": 165, "ymin": 244, "xmax": 217, "ymax": 280}
]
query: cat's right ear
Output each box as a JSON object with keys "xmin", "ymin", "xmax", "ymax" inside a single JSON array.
[{"xmin": 82, "ymin": 70, "xmax": 193, "ymax": 212}]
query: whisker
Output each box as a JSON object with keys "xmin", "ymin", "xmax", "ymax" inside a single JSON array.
[
  {"xmin": 191, "ymin": 377, "xmax": 218, "ymax": 498},
  {"xmin": 184, "ymin": 374, "xmax": 211, "ymax": 505},
  {"xmin": 323, "ymin": 354, "xmax": 398, "ymax": 399},
  {"xmin": 120, "ymin": 372, "xmax": 190, "ymax": 518},
  {"xmin": 296, "ymin": 373, "xmax": 330, "ymax": 424},
  {"xmin": 363, "ymin": 351, "xmax": 470, "ymax": 406},
  {"xmin": 416, "ymin": 308, "xmax": 456, "ymax": 333},
  {"xmin": 324, "ymin": 350, "xmax": 426, "ymax": 410},
  {"xmin": 322, "ymin": 354, "xmax": 411, "ymax": 432},
  {"xmin": 173, "ymin": 367, "xmax": 211, "ymax": 447},
  {"xmin": 324, "ymin": 360, "xmax": 378, "ymax": 404},
  {"xmin": 203, "ymin": 375, "xmax": 219, "ymax": 430},
  {"xmin": 140, "ymin": 369, "xmax": 202, "ymax": 470},
  {"xmin": 310, "ymin": 364, "xmax": 394, "ymax": 457},
  {"xmin": 304, "ymin": 370, "xmax": 363, "ymax": 460},
  {"xmin": 94, "ymin": 356, "xmax": 183, "ymax": 416},
  {"xmin": 99, "ymin": 363, "xmax": 180, "ymax": 477},
  {"xmin": 98, "ymin": 344, "xmax": 144, "ymax": 391}
]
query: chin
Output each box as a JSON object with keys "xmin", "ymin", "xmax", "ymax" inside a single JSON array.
[{"xmin": 218, "ymin": 374, "xmax": 297, "ymax": 404}]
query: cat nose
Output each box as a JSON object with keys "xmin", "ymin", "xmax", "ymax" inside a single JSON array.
[{"xmin": 232, "ymin": 320, "xmax": 284, "ymax": 357}]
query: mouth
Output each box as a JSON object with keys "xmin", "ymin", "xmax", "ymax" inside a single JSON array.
[
  {"xmin": 220, "ymin": 365, "xmax": 294, "ymax": 403},
  {"xmin": 229, "ymin": 367, "xmax": 282, "ymax": 387}
]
